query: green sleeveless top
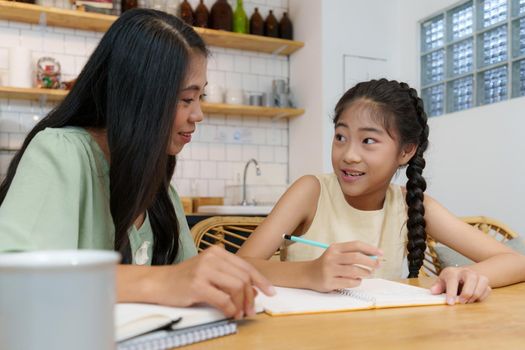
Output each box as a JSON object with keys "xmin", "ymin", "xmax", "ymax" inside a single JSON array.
[{"xmin": 0, "ymin": 127, "xmax": 197, "ymax": 265}]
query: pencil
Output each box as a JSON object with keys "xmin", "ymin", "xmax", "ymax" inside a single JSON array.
[{"xmin": 282, "ymin": 234, "xmax": 385, "ymax": 261}]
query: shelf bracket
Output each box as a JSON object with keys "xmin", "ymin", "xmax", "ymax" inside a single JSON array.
[
  {"xmin": 38, "ymin": 94, "xmax": 47, "ymax": 109},
  {"xmin": 39, "ymin": 11, "xmax": 47, "ymax": 27},
  {"xmin": 271, "ymin": 45, "xmax": 287, "ymax": 56}
]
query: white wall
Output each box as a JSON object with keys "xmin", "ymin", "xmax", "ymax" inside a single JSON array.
[{"xmin": 289, "ymin": 0, "xmax": 400, "ymax": 180}]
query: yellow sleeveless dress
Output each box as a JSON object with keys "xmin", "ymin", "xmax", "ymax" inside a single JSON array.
[{"xmin": 286, "ymin": 173, "xmax": 408, "ymax": 279}]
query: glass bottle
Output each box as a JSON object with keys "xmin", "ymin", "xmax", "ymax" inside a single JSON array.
[
  {"xmin": 264, "ymin": 10, "xmax": 279, "ymax": 38},
  {"xmin": 233, "ymin": 0, "xmax": 248, "ymax": 34},
  {"xmin": 180, "ymin": 0, "xmax": 194, "ymax": 26},
  {"xmin": 194, "ymin": 0, "xmax": 209, "ymax": 28},
  {"xmin": 279, "ymin": 12, "xmax": 293, "ymax": 40},
  {"xmin": 121, "ymin": 0, "xmax": 138, "ymax": 12},
  {"xmin": 210, "ymin": 0, "xmax": 233, "ymax": 31},
  {"xmin": 249, "ymin": 7, "xmax": 264, "ymax": 36}
]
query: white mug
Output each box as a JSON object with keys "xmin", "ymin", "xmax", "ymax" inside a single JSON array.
[
  {"xmin": 225, "ymin": 89, "xmax": 244, "ymax": 105},
  {"xmin": 0, "ymin": 250, "xmax": 120, "ymax": 350},
  {"xmin": 205, "ymin": 84, "xmax": 224, "ymax": 104}
]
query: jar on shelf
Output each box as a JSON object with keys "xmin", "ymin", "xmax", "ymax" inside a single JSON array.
[
  {"xmin": 264, "ymin": 10, "xmax": 279, "ymax": 38},
  {"xmin": 179, "ymin": 0, "xmax": 194, "ymax": 26},
  {"xmin": 36, "ymin": 57, "xmax": 61, "ymax": 89},
  {"xmin": 249, "ymin": 7, "xmax": 264, "ymax": 36},
  {"xmin": 194, "ymin": 0, "xmax": 209, "ymax": 28},
  {"xmin": 279, "ymin": 12, "xmax": 293, "ymax": 40},
  {"xmin": 210, "ymin": 0, "xmax": 233, "ymax": 31}
]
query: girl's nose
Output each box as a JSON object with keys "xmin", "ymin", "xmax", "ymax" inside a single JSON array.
[
  {"xmin": 191, "ymin": 101, "xmax": 204, "ymax": 123},
  {"xmin": 343, "ymin": 144, "xmax": 362, "ymax": 164}
]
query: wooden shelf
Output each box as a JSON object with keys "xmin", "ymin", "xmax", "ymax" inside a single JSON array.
[
  {"xmin": 0, "ymin": 86, "xmax": 67, "ymax": 101},
  {"xmin": 0, "ymin": 86, "xmax": 304, "ymax": 119},
  {"xmin": 0, "ymin": 1, "xmax": 304, "ymax": 55}
]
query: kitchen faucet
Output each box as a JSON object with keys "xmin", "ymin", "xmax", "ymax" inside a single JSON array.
[{"xmin": 240, "ymin": 158, "xmax": 261, "ymax": 206}]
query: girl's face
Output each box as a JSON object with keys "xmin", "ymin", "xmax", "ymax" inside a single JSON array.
[
  {"xmin": 331, "ymin": 100, "xmax": 416, "ymax": 210},
  {"xmin": 169, "ymin": 53, "xmax": 207, "ymax": 155}
]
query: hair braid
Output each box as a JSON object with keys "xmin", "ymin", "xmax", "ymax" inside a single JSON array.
[{"xmin": 400, "ymin": 83, "xmax": 429, "ymax": 277}]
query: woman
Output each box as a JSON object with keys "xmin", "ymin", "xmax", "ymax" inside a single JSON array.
[{"xmin": 0, "ymin": 9, "xmax": 273, "ymax": 318}]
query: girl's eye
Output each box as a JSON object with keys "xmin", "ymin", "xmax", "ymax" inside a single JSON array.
[
  {"xmin": 335, "ymin": 134, "xmax": 346, "ymax": 142},
  {"xmin": 363, "ymin": 138, "xmax": 376, "ymax": 144},
  {"xmin": 181, "ymin": 98, "xmax": 193, "ymax": 105}
]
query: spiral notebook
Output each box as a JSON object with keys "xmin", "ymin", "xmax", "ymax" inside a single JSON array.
[
  {"xmin": 257, "ymin": 278, "xmax": 448, "ymax": 316},
  {"xmin": 115, "ymin": 303, "xmax": 237, "ymax": 350}
]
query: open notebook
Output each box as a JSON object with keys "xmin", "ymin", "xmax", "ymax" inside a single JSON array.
[
  {"xmin": 115, "ymin": 303, "xmax": 236, "ymax": 349},
  {"xmin": 257, "ymin": 278, "xmax": 448, "ymax": 316}
]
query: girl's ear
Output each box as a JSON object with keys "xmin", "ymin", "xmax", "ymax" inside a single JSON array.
[{"xmin": 399, "ymin": 143, "xmax": 418, "ymax": 166}]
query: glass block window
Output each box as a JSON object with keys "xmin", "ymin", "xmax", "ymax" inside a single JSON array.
[{"xmin": 420, "ymin": 0, "xmax": 525, "ymax": 116}]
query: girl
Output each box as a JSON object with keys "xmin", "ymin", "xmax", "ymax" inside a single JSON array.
[
  {"xmin": 238, "ymin": 78, "xmax": 525, "ymax": 305},
  {"xmin": 0, "ymin": 9, "xmax": 273, "ymax": 318}
]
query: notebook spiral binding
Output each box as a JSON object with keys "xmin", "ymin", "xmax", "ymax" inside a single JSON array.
[
  {"xmin": 118, "ymin": 320, "xmax": 237, "ymax": 350},
  {"xmin": 337, "ymin": 289, "xmax": 377, "ymax": 304}
]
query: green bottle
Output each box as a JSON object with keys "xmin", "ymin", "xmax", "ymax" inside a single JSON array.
[{"xmin": 233, "ymin": 0, "xmax": 248, "ymax": 34}]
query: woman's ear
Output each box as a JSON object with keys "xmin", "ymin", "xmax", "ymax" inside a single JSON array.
[{"xmin": 399, "ymin": 144, "xmax": 417, "ymax": 165}]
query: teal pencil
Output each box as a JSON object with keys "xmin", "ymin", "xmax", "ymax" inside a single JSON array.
[{"xmin": 282, "ymin": 234, "xmax": 384, "ymax": 261}]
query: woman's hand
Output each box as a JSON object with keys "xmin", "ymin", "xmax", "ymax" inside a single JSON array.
[
  {"xmin": 430, "ymin": 266, "xmax": 491, "ymax": 305},
  {"xmin": 148, "ymin": 246, "xmax": 275, "ymax": 319},
  {"xmin": 308, "ymin": 241, "xmax": 383, "ymax": 292}
]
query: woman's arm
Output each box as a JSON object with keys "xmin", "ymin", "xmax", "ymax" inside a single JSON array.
[
  {"xmin": 237, "ymin": 176, "xmax": 382, "ymax": 291},
  {"xmin": 423, "ymin": 194, "xmax": 525, "ymax": 303},
  {"xmin": 117, "ymin": 246, "xmax": 275, "ymax": 319}
]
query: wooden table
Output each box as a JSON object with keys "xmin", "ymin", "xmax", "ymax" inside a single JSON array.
[{"xmin": 186, "ymin": 278, "xmax": 525, "ymax": 350}]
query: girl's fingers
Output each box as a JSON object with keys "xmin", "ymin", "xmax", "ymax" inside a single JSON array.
[
  {"xmin": 457, "ymin": 271, "xmax": 477, "ymax": 304},
  {"xmin": 336, "ymin": 252, "xmax": 381, "ymax": 270},
  {"xmin": 334, "ymin": 241, "xmax": 383, "ymax": 258},
  {"xmin": 479, "ymin": 286, "xmax": 492, "ymax": 302},
  {"xmin": 467, "ymin": 276, "xmax": 489, "ymax": 303},
  {"xmin": 444, "ymin": 275, "xmax": 459, "ymax": 305},
  {"xmin": 334, "ymin": 264, "xmax": 373, "ymax": 279}
]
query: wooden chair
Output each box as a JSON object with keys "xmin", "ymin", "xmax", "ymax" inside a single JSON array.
[
  {"xmin": 423, "ymin": 216, "xmax": 519, "ymax": 276},
  {"xmin": 190, "ymin": 216, "xmax": 284, "ymax": 260}
]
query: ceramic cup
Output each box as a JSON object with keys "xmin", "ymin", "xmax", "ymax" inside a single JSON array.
[
  {"xmin": 225, "ymin": 89, "xmax": 244, "ymax": 105},
  {"xmin": 0, "ymin": 250, "xmax": 120, "ymax": 350},
  {"xmin": 205, "ymin": 84, "xmax": 224, "ymax": 103}
]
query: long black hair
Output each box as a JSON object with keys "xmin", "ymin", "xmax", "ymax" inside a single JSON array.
[
  {"xmin": 333, "ymin": 78, "xmax": 429, "ymax": 278},
  {"xmin": 0, "ymin": 9, "xmax": 208, "ymax": 264}
]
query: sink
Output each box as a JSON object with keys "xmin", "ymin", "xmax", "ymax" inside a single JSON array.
[{"xmin": 196, "ymin": 205, "xmax": 273, "ymax": 215}]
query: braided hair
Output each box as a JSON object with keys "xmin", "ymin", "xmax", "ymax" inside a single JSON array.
[{"xmin": 333, "ymin": 79, "xmax": 429, "ymax": 278}]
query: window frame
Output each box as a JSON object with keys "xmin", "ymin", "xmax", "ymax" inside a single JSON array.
[{"xmin": 420, "ymin": 0, "xmax": 525, "ymax": 117}]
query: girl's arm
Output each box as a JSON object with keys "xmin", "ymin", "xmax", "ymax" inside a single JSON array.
[
  {"xmin": 237, "ymin": 176, "xmax": 382, "ymax": 291},
  {"xmin": 423, "ymin": 194, "xmax": 525, "ymax": 303},
  {"xmin": 116, "ymin": 246, "xmax": 275, "ymax": 319}
]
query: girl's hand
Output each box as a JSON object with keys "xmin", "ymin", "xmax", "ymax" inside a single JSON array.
[
  {"xmin": 152, "ymin": 246, "xmax": 275, "ymax": 319},
  {"xmin": 309, "ymin": 241, "xmax": 383, "ymax": 292},
  {"xmin": 430, "ymin": 266, "xmax": 491, "ymax": 305}
]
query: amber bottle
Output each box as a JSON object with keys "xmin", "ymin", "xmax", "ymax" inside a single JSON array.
[
  {"xmin": 121, "ymin": 0, "xmax": 137, "ymax": 13},
  {"xmin": 264, "ymin": 10, "xmax": 279, "ymax": 38},
  {"xmin": 279, "ymin": 12, "xmax": 293, "ymax": 40},
  {"xmin": 180, "ymin": 0, "xmax": 194, "ymax": 26},
  {"xmin": 210, "ymin": 0, "xmax": 233, "ymax": 31},
  {"xmin": 194, "ymin": 0, "xmax": 210, "ymax": 28},
  {"xmin": 249, "ymin": 7, "xmax": 264, "ymax": 36}
]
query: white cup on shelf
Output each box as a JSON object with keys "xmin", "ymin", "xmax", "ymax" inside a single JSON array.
[
  {"xmin": 225, "ymin": 89, "xmax": 244, "ymax": 105},
  {"xmin": 205, "ymin": 84, "xmax": 224, "ymax": 104},
  {"xmin": 0, "ymin": 250, "xmax": 120, "ymax": 350}
]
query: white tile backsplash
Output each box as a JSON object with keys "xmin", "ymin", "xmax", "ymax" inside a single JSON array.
[{"xmin": 0, "ymin": 1, "xmax": 291, "ymax": 201}]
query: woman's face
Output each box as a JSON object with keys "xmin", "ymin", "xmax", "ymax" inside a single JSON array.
[{"xmin": 168, "ymin": 53, "xmax": 207, "ymax": 155}]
